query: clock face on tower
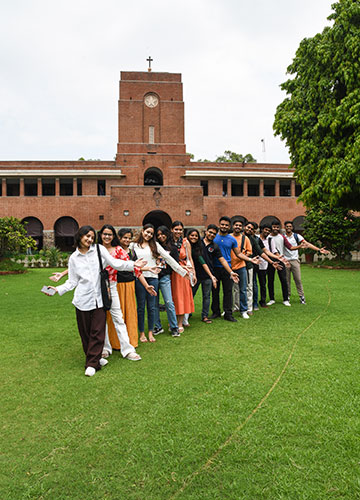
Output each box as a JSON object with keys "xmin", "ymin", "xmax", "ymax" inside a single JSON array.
[{"xmin": 144, "ymin": 94, "xmax": 159, "ymax": 108}]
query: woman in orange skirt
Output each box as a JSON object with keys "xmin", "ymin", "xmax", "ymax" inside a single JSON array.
[{"xmin": 170, "ymin": 221, "xmax": 196, "ymax": 333}]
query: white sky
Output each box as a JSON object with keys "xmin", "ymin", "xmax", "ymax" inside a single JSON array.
[{"xmin": 0, "ymin": 0, "xmax": 334, "ymax": 163}]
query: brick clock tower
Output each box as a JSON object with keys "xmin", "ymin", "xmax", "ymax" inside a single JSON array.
[
  {"xmin": 113, "ymin": 69, "xmax": 201, "ymax": 228},
  {"xmin": 116, "ymin": 71, "xmax": 186, "ymax": 157}
]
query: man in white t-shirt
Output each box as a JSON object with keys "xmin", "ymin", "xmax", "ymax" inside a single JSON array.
[{"xmin": 283, "ymin": 220, "xmax": 330, "ymax": 304}]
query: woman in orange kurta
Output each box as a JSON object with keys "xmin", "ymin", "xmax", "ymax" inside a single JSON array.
[{"xmin": 170, "ymin": 221, "xmax": 196, "ymax": 333}]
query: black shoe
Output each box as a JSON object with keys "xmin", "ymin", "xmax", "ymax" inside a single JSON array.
[
  {"xmin": 224, "ymin": 315, "xmax": 238, "ymax": 322},
  {"xmin": 153, "ymin": 326, "xmax": 164, "ymax": 335},
  {"xmin": 209, "ymin": 313, "xmax": 221, "ymax": 319},
  {"xmin": 171, "ymin": 328, "xmax": 181, "ymax": 337}
]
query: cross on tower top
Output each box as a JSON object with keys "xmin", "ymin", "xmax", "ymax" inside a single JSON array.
[{"xmin": 146, "ymin": 56, "xmax": 153, "ymax": 72}]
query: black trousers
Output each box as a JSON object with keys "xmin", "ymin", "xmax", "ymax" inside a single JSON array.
[
  {"xmin": 75, "ymin": 307, "xmax": 106, "ymax": 369},
  {"xmin": 211, "ymin": 267, "xmax": 233, "ymax": 317},
  {"xmin": 267, "ymin": 261, "xmax": 289, "ymax": 302},
  {"xmin": 258, "ymin": 269, "xmax": 267, "ymax": 306}
]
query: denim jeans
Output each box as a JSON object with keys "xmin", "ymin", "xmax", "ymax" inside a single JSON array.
[
  {"xmin": 253, "ymin": 266, "xmax": 259, "ymax": 309},
  {"xmin": 135, "ymin": 277, "xmax": 159, "ymax": 332},
  {"xmin": 154, "ymin": 274, "xmax": 178, "ymax": 330},
  {"xmin": 192, "ymin": 277, "xmax": 212, "ymax": 319},
  {"xmin": 234, "ymin": 267, "xmax": 248, "ymax": 313}
]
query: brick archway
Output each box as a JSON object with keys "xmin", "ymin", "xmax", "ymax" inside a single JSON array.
[{"xmin": 142, "ymin": 210, "xmax": 172, "ymax": 230}]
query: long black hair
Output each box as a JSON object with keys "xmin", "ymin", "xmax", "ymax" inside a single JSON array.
[
  {"xmin": 98, "ymin": 224, "xmax": 120, "ymax": 247},
  {"xmin": 186, "ymin": 228, "xmax": 202, "ymax": 260},
  {"xmin": 156, "ymin": 225, "xmax": 172, "ymax": 251}
]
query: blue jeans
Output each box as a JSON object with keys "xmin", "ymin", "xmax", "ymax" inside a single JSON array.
[
  {"xmin": 135, "ymin": 277, "xmax": 159, "ymax": 332},
  {"xmin": 192, "ymin": 278, "xmax": 212, "ymax": 319},
  {"xmin": 234, "ymin": 267, "xmax": 248, "ymax": 313},
  {"xmin": 253, "ymin": 267, "xmax": 259, "ymax": 308},
  {"xmin": 155, "ymin": 274, "xmax": 178, "ymax": 330}
]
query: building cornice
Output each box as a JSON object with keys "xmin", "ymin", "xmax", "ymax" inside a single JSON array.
[
  {"xmin": 183, "ymin": 170, "xmax": 294, "ymax": 179},
  {"xmin": 0, "ymin": 170, "xmax": 124, "ymax": 177}
]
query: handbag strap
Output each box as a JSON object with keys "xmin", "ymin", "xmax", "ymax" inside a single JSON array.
[{"xmin": 96, "ymin": 244, "xmax": 104, "ymax": 272}]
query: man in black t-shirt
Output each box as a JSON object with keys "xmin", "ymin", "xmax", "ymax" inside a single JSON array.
[{"xmin": 201, "ymin": 224, "xmax": 239, "ymax": 321}]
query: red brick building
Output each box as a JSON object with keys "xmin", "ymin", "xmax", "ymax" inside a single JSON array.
[{"xmin": 0, "ymin": 70, "xmax": 305, "ymax": 249}]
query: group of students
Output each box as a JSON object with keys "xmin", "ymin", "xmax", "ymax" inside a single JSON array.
[{"xmin": 47, "ymin": 217, "xmax": 328, "ymax": 377}]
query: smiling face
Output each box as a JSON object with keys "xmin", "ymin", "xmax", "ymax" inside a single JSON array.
[
  {"xmin": 261, "ymin": 227, "xmax": 271, "ymax": 238},
  {"xmin": 156, "ymin": 230, "xmax": 167, "ymax": 244},
  {"xmin": 271, "ymin": 224, "xmax": 280, "ymax": 235},
  {"xmin": 119, "ymin": 232, "xmax": 132, "ymax": 249},
  {"xmin": 142, "ymin": 227, "xmax": 154, "ymax": 241},
  {"xmin": 205, "ymin": 228, "xmax": 217, "ymax": 241},
  {"xmin": 171, "ymin": 225, "xmax": 183, "ymax": 240},
  {"xmin": 101, "ymin": 228, "xmax": 114, "ymax": 247},
  {"xmin": 187, "ymin": 231, "xmax": 199, "ymax": 244},
  {"xmin": 285, "ymin": 222, "xmax": 293, "ymax": 235},
  {"xmin": 244, "ymin": 223, "xmax": 255, "ymax": 236},
  {"xmin": 232, "ymin": 221, "xmax": 243, "ymax": 235},
  {"xmin": 79, "ymin": 231, "xmax": 95, "ymax": 249},
  {"xmin": 219, "ymin": 219, "xmax": 231, "ymax": 234}
]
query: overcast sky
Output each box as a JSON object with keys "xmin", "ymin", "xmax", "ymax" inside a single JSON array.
[{"xmin": 0, "ymin": 0, "xmax": 334, "ymax": 164}]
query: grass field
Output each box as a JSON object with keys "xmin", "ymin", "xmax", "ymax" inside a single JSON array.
[{"xmin": 1, "ymin": 267, "xmax": 359, "ymax": 499}]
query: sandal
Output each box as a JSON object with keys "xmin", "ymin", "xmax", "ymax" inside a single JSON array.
[
  {"xmin": 149, "ymin": 336, "xmax": 156, "ymax": 343},
  {"xmin": 140, "ymin": 336, "xmax": 148, "ymax": 343},
  {"xmin": 126, "ymin": 352, "xmax": 142, "ymax": 361},
  {"xmin": 178, "ymin": 326, "xmax": 184, "ymax": 334},
  {"xmin": 201, "ymin": 318, "xmax": 212, "ymax": 324}
]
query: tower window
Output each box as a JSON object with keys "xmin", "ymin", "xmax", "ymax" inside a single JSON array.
[{"xmin": 149, "ymin": 126, "xmax": 155, "ymax": 144}]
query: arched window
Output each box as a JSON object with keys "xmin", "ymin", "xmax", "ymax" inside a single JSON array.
[
  {"xmin": 292, "ymin": 216, "xmax": 305, "ymax": 234},
  {"xmin": 54, "ymin": 216, "xmax": 79, "ymax": 251},
  {"xmin": 144, "ymin": 167, "xmax": 163, "ymax": 186},
  {"xmin": 260, "ymin": 215, "xmax": 280, "ymax": 228},
  {"xmin": 230, "ymin": 215, "xmax": 248, "ymax": 227},
  {"xmin": 22, "ymin": 216, "xmax": 44, "ymax": 250}
]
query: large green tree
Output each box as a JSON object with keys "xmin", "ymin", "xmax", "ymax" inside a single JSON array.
[
  {"xmin": 303, "ymin": 202, "xmax": 360, "ymax": 259},
  {"xmin": 215, "ymin": 150, "xmax": 257, "ymax": 163},
  {"xmin": 273, "ymin": 0, "xmax": 360, "ymax": 209}
]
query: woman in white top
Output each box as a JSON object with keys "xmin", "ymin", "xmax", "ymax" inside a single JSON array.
[
  {"xmin": 131, "ymin": 223, "xmax": 188, "ymax": 343},
  {"xmin": 48, "ymin": 225, "xmax": 145, "ymax": 377}
]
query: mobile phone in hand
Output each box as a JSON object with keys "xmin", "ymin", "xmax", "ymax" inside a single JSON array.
[{"xmin": 41, "ymin": 285, "xmax": 56, "ymax": 296}]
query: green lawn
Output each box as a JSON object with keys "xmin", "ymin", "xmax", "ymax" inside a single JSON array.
[{"xmin": 1, "ymin": 267, "xmax": 359, "ymax": 499}]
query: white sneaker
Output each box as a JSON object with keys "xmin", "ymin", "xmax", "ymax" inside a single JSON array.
[
  {"xmin": 99, "ymin": 358, "xmax": 108, "ymax": 367},
  {"xmin": 85, "ymin": 366, "xmax": 96, "ymax": 377},
  {"xmin": 283, "ymin": 300, "xmax": 291, "ymax": 307},
  {"xmin": 241, "ymin": 312, "xmax": 250, "ymax": 319},
  {"xmin": 266, "ymin": 300, "xmax": 275, "ymax": 306}
]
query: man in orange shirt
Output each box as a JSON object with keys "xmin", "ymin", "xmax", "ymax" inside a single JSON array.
[{"xmin": 231, "ymin": 220, "xmax": 253, "ymax": 319}]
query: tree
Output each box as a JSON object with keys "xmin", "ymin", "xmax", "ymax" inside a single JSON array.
[
  {"xmin": 303, "ymin": 203, "xmax": 360, "ymax": 259},
  {"xmin": 273, "ymin": 0, "xmax": 360, "ymax": 210},
  {"xmin": 0, "ymin": 217, "xmax": 37, "ymax": 259},
  {"xmin": 215, "ymin": 151, "xmax": 257, "ymax": 163}
]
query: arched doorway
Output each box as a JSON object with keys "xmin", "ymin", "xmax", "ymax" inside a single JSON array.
[
  {"xmin": 54, "ymin": 216, "xmax": 79, "ymax": 251},
  {"xmin": 142, "ymin": 210, "xmax": 172, "ymax": 231},
  {"xmin": 22, "ymin": 216, "xmax": 43, "ymax": 250},
  {"xmin": 230, "ymin": 215, "xmax": 248, "ymax": 227},
  {"xmin": 292, "ymin": 215, "xmax": 305, "ymax": 234},
  {"xmin": 260, "ymin": 215, "xmax": 281, "ymax": 228},
  {"xmin": 144, "ymin": 167, "xmax": 163, "ymax": 186}
]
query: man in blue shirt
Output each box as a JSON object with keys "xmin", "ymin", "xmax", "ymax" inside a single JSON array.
[{"xmin": 211, "ymin": 216, "xmax": 258, "ymax": 322}]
